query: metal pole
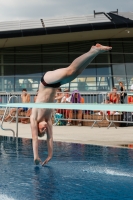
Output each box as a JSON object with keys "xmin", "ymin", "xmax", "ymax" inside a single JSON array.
[{"xmin": 16, "ymin": 108, "xmax": 18, "ymax": 138}]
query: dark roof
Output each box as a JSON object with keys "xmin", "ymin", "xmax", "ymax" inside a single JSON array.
[{"xmin": 0, "ymin": 12, "xmax": 133, "ymax": 39}]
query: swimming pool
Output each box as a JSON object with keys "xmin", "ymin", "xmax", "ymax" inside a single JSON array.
[{"xmin": 0, "ymin": 136, "xmax": 133, "ymax": 200}]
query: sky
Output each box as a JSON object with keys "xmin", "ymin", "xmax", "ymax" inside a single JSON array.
[{"xmin": 0, "ymin": 0, "xmax": 133, "ymax": 21}]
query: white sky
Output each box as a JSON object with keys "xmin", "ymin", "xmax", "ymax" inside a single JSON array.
[{"xmin": 0, "ymin": 0, "xmax": 133, "ymax": 21}]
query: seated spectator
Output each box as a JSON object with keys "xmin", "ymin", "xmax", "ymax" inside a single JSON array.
[
  {"xmin": 128, "ymin": 84, "xmax": 133, "ymax": 104},
  {"xmin": 34, "ymin": 89, "xmax": 38, "ymax": 103},
  {"xmin": 66, "ymin": 90, "xmax": 84, "ymax": 126},
  {"xmin": 108, "ymin": 87, "xmax": 120, "ymax": 103},
  {"xmin": 55, "ymin": 87, "xmax": 64, "ymax": 103},
  {"xmin": 100, "ymin": 97, "xmax": 116, "ymax": 115},
  {"xmin": 61, "ymin": 88, "xmax": 71, "ymax": 103},
  {"xmin": 3, "ymin": 89, "xmax": 30, "ymax": 122},
  {"xmin": 21, "ymin": 90, "xmax": 38, "ymax": 124},
  {"xmin": 56, "ymin": 88, "xmax": 71, "ymax": 119}
]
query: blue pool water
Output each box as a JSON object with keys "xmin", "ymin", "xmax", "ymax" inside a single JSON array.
[{"xmin": 0, "ymin": 136, "xmax": 133, "ymax": 200}]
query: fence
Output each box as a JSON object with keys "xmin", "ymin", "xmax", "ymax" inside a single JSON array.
[
  {"xmin": 0, "ymin": 91, "xmax": 133, "ymax": 130},
  {"xmin": 54, "ymin": 90, "xmax": 132, "ymax": 128},
  {"xmin": 0, "ymin": 92, "xmax": 36, "ymax": 121}
]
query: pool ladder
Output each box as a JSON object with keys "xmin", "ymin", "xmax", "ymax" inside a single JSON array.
[{"xmin": 0, "ymin": 95, "xmax": 19, "ymax": 138}]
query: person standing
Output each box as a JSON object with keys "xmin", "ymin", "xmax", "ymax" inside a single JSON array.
[{"xmin": 119, "ymin": 82, "xmax": 126, "ymax": 104}]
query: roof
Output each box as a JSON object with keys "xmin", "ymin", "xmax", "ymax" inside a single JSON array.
[
  {"xmin": 0, "ymin": 11, "xmax": 133, "ymax": 48},
  {"xmin": 0, "ymin": 12, "xmax": 133, "ymax": 36},
  {"xmin": 118, "ymin": 12, "xmax": 133, "ymax": 20},
  {"xmin": 0, "ymin": 14, "xmax": 111, "ymax": 32}
]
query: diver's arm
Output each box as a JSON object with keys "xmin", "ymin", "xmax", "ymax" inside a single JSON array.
[
  {"xmin": 42, "ymin": 119, "xmax": 53, "ymax": 166},
  {"xmin": 30, "ymin": 115, "xmax": 42, "ymax": 165}
]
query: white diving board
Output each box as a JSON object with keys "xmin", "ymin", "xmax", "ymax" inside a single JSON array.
[{"xmin": 0, "ymin": 103, "xmax": 133, "ymax": 112}]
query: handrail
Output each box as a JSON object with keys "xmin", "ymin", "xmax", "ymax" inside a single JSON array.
[{"xmin": 0, "ymin": 95, "xmax": 18, "ymax": 138}]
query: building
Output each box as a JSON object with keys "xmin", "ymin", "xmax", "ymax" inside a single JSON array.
[{"xmin": 0, "ymin": 10, "xmax": 133, "ymax": 92}]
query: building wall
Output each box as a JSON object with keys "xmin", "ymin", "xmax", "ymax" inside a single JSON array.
[{"xmin": 0, "ymin": 38, "xmax": 133, "ymax": 92}]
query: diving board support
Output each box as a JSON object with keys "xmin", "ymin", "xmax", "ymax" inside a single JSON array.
[
  {"xmin": 107, "ymin": 120, "xmax": 117, "ymax": 129},
  {"xmin": 91, "ymin": 120, "xmax": 100, "ymax": 128}
]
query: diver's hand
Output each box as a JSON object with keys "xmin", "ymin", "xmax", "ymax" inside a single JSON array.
[
  {"xmin": 34, "ymin": 157, "xmax": 42, "ymax": 165},
  {"xmin": 42, "ymin": 156, "xmax": 52, "ymax": 166}
]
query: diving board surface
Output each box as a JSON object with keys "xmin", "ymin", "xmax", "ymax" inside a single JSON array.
[{"xmin": 0, "ymin": 103, "xmax": 133, "ymax": 112}]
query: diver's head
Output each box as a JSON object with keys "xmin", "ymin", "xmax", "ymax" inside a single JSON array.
[{"xmin": 38, "ymin": 121, "xmax": 47, "ymax": 137}]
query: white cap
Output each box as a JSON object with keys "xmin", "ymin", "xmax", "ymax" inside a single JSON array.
[{"xmin": 131, "ymin": 84, "xmax": 133, "ymax": 90}]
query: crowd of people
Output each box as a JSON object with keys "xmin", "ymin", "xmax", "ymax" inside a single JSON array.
[
  {"xmin": 55, "ymin": 88, "xmax": 85, "ymax": 126},
  {"xmin": 1, "ymin": 81, "xmax": 133, "ymax": 125}
]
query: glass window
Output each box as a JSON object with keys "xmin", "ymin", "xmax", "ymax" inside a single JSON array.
[
  {"xmin": 125, "ymin": 54, "xmax": 133, "ymax": 89},
  {"xmin": 15, "ymin": 46, "xmax": 42, "ymax": 75},
  {"xmin": 126, "ymin": 63, "xmax": 133, "ymax": 75},
  {"xmin": 110, "ymin": 41, "xmax": 124, "ymax": 64},
  {"xmin": 84, "ymin": 77, "xmax": 97, "ymax": 91},
  {"xmin": 15, "ymin": 64, "xmax": 42, "ymax": 76},
  {"xmin": 81, "ymin": 66, "xmax": 96, "ymax": 76},
  {"xmin": 110, "ymin": 40, "xmax": 123, "ymax": 53},
  {"xmin": 15, "ymin": 76, "xmax": 40, "ymax": 92},
  {"xmin": 113, "ymin": 76, "xmax": 127, "ymax": 90},
  {"xmin": 42, "ymin": 43, "xmax": 68, "ymax": 69},
  {"xmin": 0, "ymin": 76, "xmax": 14, "ymax": 92},
  {"xmin": 96, "ymin": 52, "xmax": 110, "ymax": 64},
  {"xmin": 43, "ymin": 64, "xmax": 68, "ymax": 72},
  {"xmin": 61, "ymin": 83, "xmax": 69, "ymax": 91},
  {"xmin": 126, "ymin": 76, "xmax": 133, "ymax": 90},
  {"xmin": 96, "ymin": 76, "xmax": 112, "ymax": 91},
  {"xmin": 112, "ymin": 64, "xmax": 126, "ymax": 75},
  {"xmin": 123, "ymin": 40, "xmax": 133, "ymax": 53},
  {"xmin": 97, "ymin": 65, "xmax": 111, "ymax": 75},
  {"xmin": 3, "ymin": 54, "xmax": 14, "ymax": 76}
]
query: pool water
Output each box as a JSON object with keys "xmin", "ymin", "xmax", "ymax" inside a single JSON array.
[{"xmin": 0, "ymin": 136, "xmax": 133, "ymax": 200}]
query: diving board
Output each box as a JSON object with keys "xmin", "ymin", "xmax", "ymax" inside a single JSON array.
[{"xmin": 0, "ymin": 103, "xmax": 133, "ymax": 112}]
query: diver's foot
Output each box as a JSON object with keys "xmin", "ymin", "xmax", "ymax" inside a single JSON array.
[
  {"xmin": 91, "ymin": 43, "xmax": 112, "ymax": 53},
  {"xmin": 95, "ymin": 43, "xmax": 112, "ymax": 51}
]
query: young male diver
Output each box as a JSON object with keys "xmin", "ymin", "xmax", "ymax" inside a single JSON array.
[{"xmin": 30, "ymin": 44, "xmax": 112, "ymax": 166}]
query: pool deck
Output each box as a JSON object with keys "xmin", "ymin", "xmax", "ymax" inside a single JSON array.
[{"xmin": 0, "ymin": 122, "xmax": 133, "ymax": 148}]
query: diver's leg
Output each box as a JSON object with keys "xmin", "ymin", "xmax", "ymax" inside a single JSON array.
[{"xmin": 44, "ymin": 44, "xmax": 112, "ymax": 85}]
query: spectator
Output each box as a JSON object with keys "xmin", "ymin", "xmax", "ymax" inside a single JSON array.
[
  {"xmin": 55, "ymin": 87, "xmax": 63, "ymax": 103},
  {"xmin": 21, "ymin": 90, "xmax": 38, "ymax": 124},
  {"xmin": 61, "ymin": 88, "xmax": 71, "ymax": 119},
  {"xmin": 61, "ymin": 88, "xmax": 71, "ymax": 103},
  {"xmin": 119, "ymin": 82, "xmax": 126, "ymax": 104},
  {"xmin": 128, "ymin": 84, "xmax": 133, "ymax": 104},
  {"xmin": 66, "ymin": 90, "xmax": 84, "ymax": 126},
  {"xmin": 55, "ymin": 88, "xmax": 71, "ymax": 119},
  {"xmin": 3, "ymin": 89, "xmax": 30, "ymax": 122},
  {"xmin": 100, "ymin": 97, "xmax": 116, "ymax": 115},
  {"xmin": 34, "ymin": 89, "xmax": 38, "ymax": 103},
  {"xmin": 108, "ymin": 87, "xmax": 120, "ymax": 103}
]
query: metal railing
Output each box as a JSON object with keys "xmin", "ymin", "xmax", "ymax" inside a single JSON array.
[
  {"xmin": 0, "ymin": 93, "xmax": 15, "ymax": 138},
  {"xmin": 54, "ymin": 91, "xmax": 133, "ymax": 128},
  {"xmin": 0, "ymin": 90, "xmax": 133, "ymax": 138}
]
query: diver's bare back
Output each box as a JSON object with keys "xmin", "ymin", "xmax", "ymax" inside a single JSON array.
[{"xmin": 33, "ymin": 83, "xmax": 57, "ymax": 122}]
